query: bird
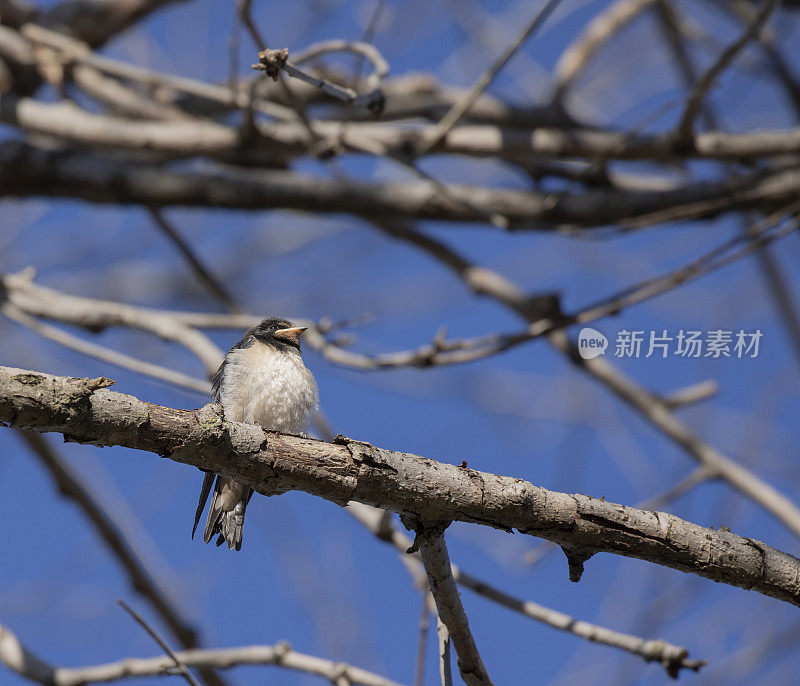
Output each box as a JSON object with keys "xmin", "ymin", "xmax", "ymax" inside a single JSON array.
[{"xmin": 192, "ymin": 317, "xmax": 318, "ymax": 550}]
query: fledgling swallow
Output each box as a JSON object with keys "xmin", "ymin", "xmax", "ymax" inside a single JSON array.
[{"xmin": 192, "ymin": 317, "xmax": 318, "ymax": 550}]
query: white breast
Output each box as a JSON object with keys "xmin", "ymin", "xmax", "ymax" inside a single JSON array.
[{"xmin": 218, "ymin": 341, "xmax": 318, "ymax": 433}]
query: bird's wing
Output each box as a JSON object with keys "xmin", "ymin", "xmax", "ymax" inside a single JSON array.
[
  {"xmin": 195, "ymin": 334, "xmax": 258, "ymax": 544},
  {"xmin": 192, "ymin": 471, "xmax": 216, "ymax": 539},
  {"xmin": 211, "ymin": 334, "xmax": 255, "ymax": 403},
  {"xmin": 210, "ymin": 357, "xmax": 226, "ymax": 403}
]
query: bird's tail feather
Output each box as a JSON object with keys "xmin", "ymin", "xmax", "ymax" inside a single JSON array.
[
  {"xmin": 195, "ymin": 474, "xmax": 253, "ymax": 551},
  {"xmin": 192, "ymin": 471, "xmax": 215, "ymax": 540}
]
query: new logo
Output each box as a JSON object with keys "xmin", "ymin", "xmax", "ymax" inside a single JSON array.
[{"xmin": 578, "ymin": 328, "xmax": 608, "ymax": 359}]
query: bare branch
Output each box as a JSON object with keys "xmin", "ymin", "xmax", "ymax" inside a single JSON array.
[
  {"xmin": 676, "ymin": 0, "xmax": 780, "ymax": 138},
  {"xmin": 367, "ymin": 214, "xmax": 800, "ymax": 541},
  {"xmin": 254, "ymin": 41, "xmax": 388, "ymax": 113},
  {"xmin": 16, "ymin": 431, "xmax": 230, "ymax": 686},
  {"xmin": 554, "ymin": 0, "xmax": 656, "ymax": 99},
  {"xmin": 4, "ymin": 303, "xmax": 209, "ymax": 394},
  {"xmin": 436, "ymin": 618, "xmax": 453, "ymax": 686},
  {"xmin": 117, "ymin": 600, "xmax": 201, "ymax": 686},
  {"xmin": 0, "ymin": 269, "xmax": 223, "ymax": 376},
  {"xmin": 347, "ymin": 504, "xmax": 703, "ymax": 677},
  {"xmin": 7, "ymin": 263, "xmax": 800, "ymax": 546},
  {"xmin": 418, "ymin": 0, "xmax": 563, "ymax": 155},
  {"xmin": 333, "ymin": 204, "xmax": 797, "ymax": 367},
  {"xmin": 5, "ymin": 141, "xmax": 800, "ymax": 230},
  {"xmin": 416, "ymin": 525, "xmax": 492, "ymax": 686},
  {"xmin": 2, "ymin": 365, "xmax": 800, "ymax": 610},
  {"xmin": 39, "ymin": 0, "xmax": 191, "ymax": 48},
  {"xmin": 147, "ymin": 208, "xmax": 242, "ymax": 314},
  {"xmin": 0, "ymin": 621, "xmax": 405, "ymax": 686},
  {"xmin": 660, "ymin": 379, "xmax": 719, "ymax": 409},
  {"xmin": 17, "ymin": 22, "xmax": 295, "ymax": 120}
]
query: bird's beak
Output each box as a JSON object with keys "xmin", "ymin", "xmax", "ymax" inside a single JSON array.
[{"xmin": 274, "ymin": 326, "xmax": 307, "ymax": 346}]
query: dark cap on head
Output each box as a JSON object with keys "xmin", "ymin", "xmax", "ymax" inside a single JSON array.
[{"xmin": 250, "ymin": 317, "xmax": 307, "ymax": 349}]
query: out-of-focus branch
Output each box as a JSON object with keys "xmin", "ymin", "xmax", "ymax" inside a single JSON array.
[
  {"xmin": 72, "ymin": 64, "xmax": 187, "ymax": 120},
  {"xmin": 676, "ymin": 0, "xmax": 780, "ymax": 138},
  {"xmin": 117, "ymin": 600, "xmax": 201, "ymax": 686},
  {"xmin": 16, "ymin": 431, "xmax": 226, "ymax": 686},
  {"xmin": 418, "ymin": 0, "xmax": 563, "ymax": 154},
  {"xmin": 12, "ymin": 22, "xmax": 295, "ymax": 120},
  {"xmin": 437, "ymin": 618, "xmax": 452, "ymax": 686},
  {"xmin": 0, "ymin": 0, "xmax": 37, "ymax": 28},
  {"xmin": 347, "ymin": 504, "xmax": 703, "ymax": 676},
  {"xmin": 0, "ymin": 622, "xmax": 405, "ymax": 686},
  {"xmin": 413, "ymin": 596, "xmax": 431, "ymax": 686},
  {"xmin": 4, "ymin": 141, "xmax": 800, "ymax": 230},
  {"xmin": 3, "ymin": 365, "xmax": 800, "ymax": 609},
  {"xmin": 367, "ymin": 219, "xmax": 800, "ymax": 540},
  {"xmin": 660, "ymin": 379, "xmax": 719, "ymax": 409},
  {"xmin": 0, "ymin": 269, "xmax": 222, "ymax": 376},
  {"xmin": 147, "ymin": 209, "xmax": 242, "ymax": 314},
  {"xmin": 326, "ymin": 205, "xmax": 797, "ymax": 369},
  {"xmin": 720, "ymin": 0, "xmax": 800, "ymax": 115},
  {"xmin": 39, "ymin": 0, "xmax": 191, "ymax": 49},
  {"xmin": 12, "ymin": 22, "xmax": 568, "ymax": 127},
  {"xmin": 554, "ymin": 0, "xmax": 656, "ymax": 99},
  {"xmin": 253, "ymin": 41, "xmax": 387, "ymax": 113},
  {"xmin": 657, "ymin": 0, "xmax": 800, "ymax": 372},
  {"xmin": 416, "ymin": 526, "xmax": 492, "ymax": 686},
  {"xmin": 3, "ymin": 303, "xmax": 209, "ymax": 394}
]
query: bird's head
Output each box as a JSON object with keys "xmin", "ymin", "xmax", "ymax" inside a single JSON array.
[{"xmin": 250, "ymin": 317, "xmax": 308, "ymax": 350}]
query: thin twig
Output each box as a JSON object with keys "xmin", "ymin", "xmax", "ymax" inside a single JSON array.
[
  {"xmin": 117, "ymin": 600, "xmax": 201, "ymax": 686},
  {"xmin": 436, "ymin": 617, "xmax": 453, "ymax": 686},
  {"xmin": 0, "ymin": 620, "xmax": 405, "ymax": 686},
  {"xmin": 3, "ymin": 303, "xmax": 209, "ymax": 394},
  {"xmin": 676, "ymin": 0, "xmax": 780, "ymax": 138},
  {"xmin": 660, "ymin": 379, "xmax": 719, "ymax": 409},
  {"xmin": 147, "ymin": 208, "xmax": 242, "ymax": 313},
  {"xmin": 554, "ymin": 0, "xmax": 657, "ymax": 99},
  {"xmin": 418, "ymin": 0, "xmax": 563, "ymax": 155},
  {"xmin": 413, "ymin": 594, "xmax": 431, "ymax": 686},
  {"xmin": 253, "ymin": 45, "xmax": 386, "ymax": 112}
]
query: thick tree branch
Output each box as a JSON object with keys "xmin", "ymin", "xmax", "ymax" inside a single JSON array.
[
  {"xmin": 2, "ymin": 365, "xmax": 799, "ymax": 610},
  {"xmin": 7, "ymin": 268, "xmax": 800, "ymax": 545},
  {"xmin": 1, "ymin": 299, "xmax": 705, "ymax": 680}
]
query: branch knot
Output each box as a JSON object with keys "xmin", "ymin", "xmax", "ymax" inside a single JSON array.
[{"xmin": 254, "ymin": 48, "xmax": 288, "ymax": 81}]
